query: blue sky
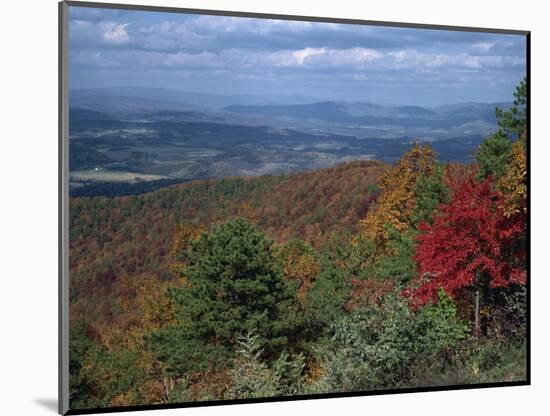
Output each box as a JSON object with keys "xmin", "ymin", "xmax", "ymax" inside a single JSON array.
[{"xmin": 69, "ymin": 6, "xmax": 526, "ymax": 106}]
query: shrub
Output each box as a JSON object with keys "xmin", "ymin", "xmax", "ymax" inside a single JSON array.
[
  {"xmin": 311, "ymin": 291, "xmax": 469, "ymax": 393},
  {"xmin": 228, "ymin": 330, "xmax": 305, "ymax": 399}
]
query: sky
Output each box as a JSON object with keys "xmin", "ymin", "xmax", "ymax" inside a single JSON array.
[{"xmin": 68, "ymin": 6, "xmax": 527, "ymax": 106}]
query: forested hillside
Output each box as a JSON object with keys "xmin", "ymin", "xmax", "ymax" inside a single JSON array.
[
  {"xmin": 69, "ymin": 80, "xmax": 527, "ymax": 410},
  {"xmin": 69, "ymin": 160, "xmax": 385, "ymax": 323}
]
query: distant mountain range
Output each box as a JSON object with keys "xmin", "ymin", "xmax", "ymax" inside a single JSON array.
[
  {"xmin": 70, "ymin": 87, "xmax": 509, "ymax": 130},
  {"xmin": 71, "ymin": 87, "xmax": 321, "ymax": 111},
  {"xmin": 223, "ymin": 101, "xmax": 506, "ymax": 129},
  {"xmin": 68, "ymin": 87, "xmax": 509, "ymax": 196},
  {"xmin": 72, "ymin": 86, "xmax": 508, "ymax": 114}
]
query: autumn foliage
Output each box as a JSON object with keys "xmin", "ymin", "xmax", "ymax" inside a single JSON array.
[
  {"xmin": 68, "ymin": 161, "xmax": 384, "ymax": 330},
  {"xmin": 359, "ymin": 143, "xmax": 437, "ymax": 256},
  {"xmin": 277, "ymin": 239, "xmax": 320, "ymax": 300},
  {"xmin": 498, "ymin": 134, "xmax": 527, "ymax": 217},
  {"xmin": 412, "ymin": 167, "xmax": 526, "ymax": 305},
  {"xmin": 68, "ymin": 80, "xmax": 528, "ymax": 409}
]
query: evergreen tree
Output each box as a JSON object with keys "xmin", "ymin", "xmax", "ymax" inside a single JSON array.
[
  {"xmin": 495, "ymin": 77, "xmax": 527, "ymax": 140},
  {"xmin": 413, "ymin": 163, "xmax": 450, "ymax": 225},
  {"xmin": 476, "ymin": 77, "xmax": 527, "ymax": 180},
  {"xmin": 476, "ymin": 132, "xmax": 513, "ymax": 180},
  {"xmin": 366, "ymin": 226, "xmax": 417, "ymax": 286},
  {"xmin": 303, "ymin": 245, "xmax": 353, "ymax": 334},
  {"xmin": 148, "ymin": 219, "xmax": 298, "ymax": 376}
]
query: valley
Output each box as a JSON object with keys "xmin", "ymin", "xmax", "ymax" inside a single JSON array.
[{"xmin": 69, "ymin": 87, "xmax": 506, "ymax": 197}]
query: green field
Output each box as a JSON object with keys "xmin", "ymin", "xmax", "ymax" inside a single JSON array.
[{"xmin": 70, "ymin": 169, "xmax": 168, "ymax": 182}]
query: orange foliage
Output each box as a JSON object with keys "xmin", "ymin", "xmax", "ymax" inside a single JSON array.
[
  {"xmin": 170, "ymin": 223, "xmax": 205, "ymax": 278},
  {"xmin": 345, "ymin": 278, "xmax": 395, "ymax": 311},
  {"xmin": 498, "ymin": 133, "xmax": 527, "ymax": 217},
  {"xmin": 69, "ymin": 160, "xmax": 384, "ymax": 328},
  {"xmin": 277, "ymin": 240, "xmax": 320, "ymax": 300},
  {"xmin": 359, "ymin": 143, "xmax": 436, "ymax": 256}
]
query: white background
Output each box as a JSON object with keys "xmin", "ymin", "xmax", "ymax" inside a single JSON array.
[{"xmin": 1, "ymin": 0, "xmax": 548, "ymax": 415}]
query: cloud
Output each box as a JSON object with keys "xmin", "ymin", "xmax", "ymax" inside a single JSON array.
[
  {"xmin": 275, "ymin": 47, "xmax": 383, "ymax": 67},
  {"xmin": 102, "ymin": 23, "xmax": 130, "ymax": 44},
  {"xmin": 471, "ymin": 41, "xmax": 495, "ymax": 53},
  {"xmin": 291, "ymin": 48, "xmax": 328, "ymax": 66},
  {"xmin": 70, "ymin": 44, "xmax": 523, "ymax": 84},
  {"xmin": 67, "ymin": 5, "xmax": 526, "ymax": 105},
  {"xmin": 384, "ymin": 49, "xmax": 524, "ymax": 70},
  {"xmin": 70, "ymin": 18, "xmax": 133, "ymax": 50}
]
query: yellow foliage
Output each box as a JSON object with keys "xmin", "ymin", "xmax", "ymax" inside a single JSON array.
[
  {"xmin": 137, "ymin": 378, "xmax": 168, "ymax": 404},
  {"xmin": 171, "ymin": 223, "xmax": 205, "ymax": 257},
  {"xmin": 304, "ymin": 358, "xmax": 324, "ymax": 385},
  {"xmin": 236, "ymin": 201, "xmax": 259, "ymax": 224},
  {"xmin": 103, "ymin": 275, "xmax": 177, "ymax": 350},
  {"xmin": 359, "ymin": 143, "xmax": 436, "ymax": 256},
  {"xmin": 170, "ymin": 223, "xmax": 205, "ymax": 278},
  {"xmin": 92, "ymin": 275, "xmax": 179, "ymax": 405},
  {"xmin": 110, "ymin": 391, "xmax": 136, "ymax": 407},
  {"xmin": 498, "ymin": 134, "xmax": 527, "ymax": 217},
  {"xmin": 277, "ymin": 240, "xmax": 320, "ymax": 301}
]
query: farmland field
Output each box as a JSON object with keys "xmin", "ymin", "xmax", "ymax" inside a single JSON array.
[{"xmin": 70, "ymin": 169, "xmax": 168, "ymax": 182}]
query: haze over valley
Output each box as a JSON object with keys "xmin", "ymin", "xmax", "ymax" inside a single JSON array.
[{"xmin": 69, "ymin": 87, "xmax": 509, "ymax": 196}]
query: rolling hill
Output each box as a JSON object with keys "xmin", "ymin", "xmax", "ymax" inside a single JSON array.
[
  {"xmin": 223, "ymin": 100, "xmax": 505, "ymax": 129},
  {"xmin": 69, "ymin": 160, "xmax": 386, "ymax": 322}
]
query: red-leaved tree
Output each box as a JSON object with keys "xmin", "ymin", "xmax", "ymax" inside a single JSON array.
[{"xmin": 411, "ymin": 167, "xmax": 526, "ymax": 335}]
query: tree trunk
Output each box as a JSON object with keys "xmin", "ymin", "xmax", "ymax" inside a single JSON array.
[
  {"xmin": 163, "ymin": 377, "xmax": 171, "ymax": 403},
  {"xmin": 474, "ymin": 289, "xmax": 480, "ymax": 338}
]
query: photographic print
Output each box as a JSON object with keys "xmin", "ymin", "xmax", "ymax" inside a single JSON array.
[{"xmin": 60, "ymin": 1, "xmax": 529, "ymax": 413}]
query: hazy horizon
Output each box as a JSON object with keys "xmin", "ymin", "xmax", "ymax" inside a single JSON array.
[{"xmin": 69, "ymin": 85, "xmax": 516, "ymax": 108}]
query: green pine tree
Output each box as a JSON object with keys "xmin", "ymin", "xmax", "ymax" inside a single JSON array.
[
  {"xmin": 148, "ymin": 219, "xmax": 297, "ymax": 376},
  {"xmin": 476, "ymin": 77, "xmax": 527, "ymax": 180},
  {"xmin": 413, "ymin": 163, "xmax": 450, "ymax": 225}
]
